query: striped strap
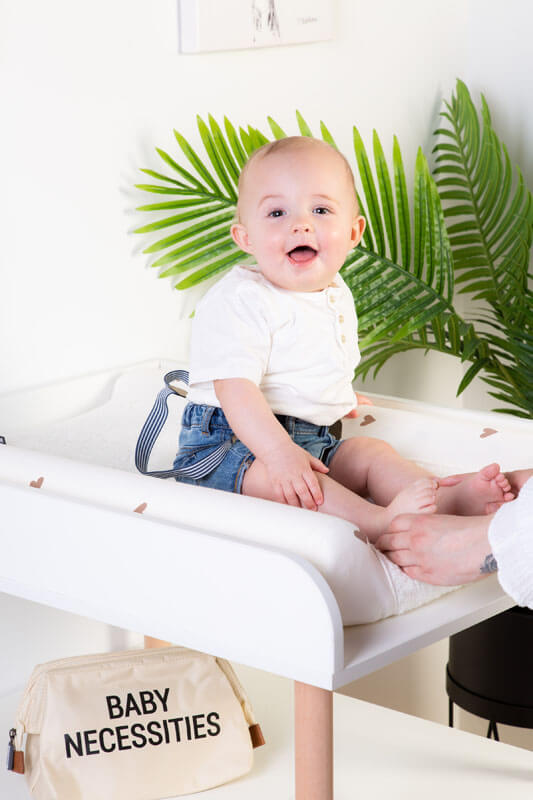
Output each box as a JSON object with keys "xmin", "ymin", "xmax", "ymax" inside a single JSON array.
[{"xmin": 134, "ymin": 370, "xmax": 232, "ymax": 480}]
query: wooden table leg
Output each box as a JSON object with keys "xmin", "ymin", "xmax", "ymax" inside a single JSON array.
[
  {"xmin": 144, "ymin": 636, "xmax": 172, "ymax": 648},
  {"xmin": 295, "ymin": 681, "xmax": 333, "ymax": 800}
]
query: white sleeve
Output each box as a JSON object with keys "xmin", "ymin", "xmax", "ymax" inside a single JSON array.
[
  {"xmin": 488, "ymin": 477, "xmax": 533, "ymax": 608},
  {"xmin": 188, "ymin": 279, "xmax": 271, "ymax": 387}
]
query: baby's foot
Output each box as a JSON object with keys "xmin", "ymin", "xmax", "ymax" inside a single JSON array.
[
  {"xmin": 441, "ymin": 463, "xmax": 514, "ymax": 516},
  {"xmin": 386, "ymin": 478, "xmax": 438, "ymax": 520},
  {"xmin": 485, "ymin": 469, "xmax": 533, "ymax": 514}
]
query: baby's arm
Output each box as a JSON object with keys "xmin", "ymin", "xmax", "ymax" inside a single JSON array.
[
  {"xmin": 343, "ymin": 393, "xmax": 373, "ymax": 419},
  {"xmin": 214, "ymin": 378, "xmax": 329, "ymax": 511}
]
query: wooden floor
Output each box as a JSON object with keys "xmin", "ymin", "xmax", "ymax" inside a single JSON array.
[{"xmin": 3, "ymin": 663, "xmax": 533, "ymax": 800}]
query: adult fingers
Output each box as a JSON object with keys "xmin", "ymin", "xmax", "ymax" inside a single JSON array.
[
  {"xmin": 377, "ymin": 514, "xmax": 417, "ymax": 542},
  {"xmin": 402, "ymin": 565, "xmax": 427, "ymax": 582},
  {"xmin": 382, "ymin": 549, "xmax": 417, "ymax": 568},
  {"xmin": 438, "ymin": 474, "xmax": 463, "ymax": 487},
  {"xmin": 402, "ymin": 565, "xmax": 445, "ymax": 585},
  {"xmin": 375, "ymin": 532, "xmax": 410, "ymax": 551},
  {"xmin": 384, "ymin": 513, "xmax": 419, "ymax": 533}
]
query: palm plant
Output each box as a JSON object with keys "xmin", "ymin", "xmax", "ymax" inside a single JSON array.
[
  {"xmin": 431, "ymin": 80, "xmax": 533, "ymax": 417},
  {"xmin": 134, "ymin": 80, "xmax": 533, "ymax": 417}
]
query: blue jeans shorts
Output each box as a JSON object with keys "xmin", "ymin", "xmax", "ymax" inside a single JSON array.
[{"xmin": 173, "ymin": 402, "xmax": 343, "ymax": 494}]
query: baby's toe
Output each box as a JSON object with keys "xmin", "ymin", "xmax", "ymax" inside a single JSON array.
[
  {"xmin": 480, "ymin": 463, "xmax": 500, "ymax": 481},
  {"xmin": 495, "ymin": 473, "xmax": 511, "ymax": 492},
  {"xmin": 418, "ymin": 489, "xmax": 437, "ymax": 507}
]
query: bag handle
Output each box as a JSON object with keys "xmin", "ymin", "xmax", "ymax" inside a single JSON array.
[{"xmin": 134, "ymin": 370, "xmax": 233, "ymax": 480}]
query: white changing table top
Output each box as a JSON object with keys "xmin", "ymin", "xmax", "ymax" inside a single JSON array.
[{"xmin": 0, "ymin": 359, "xmax": 528, "ymax": 690}]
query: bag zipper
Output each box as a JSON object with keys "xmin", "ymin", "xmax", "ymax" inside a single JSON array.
[{"xmin": 6, "ymin": 728, "xmax": 15, "ymax": 771}]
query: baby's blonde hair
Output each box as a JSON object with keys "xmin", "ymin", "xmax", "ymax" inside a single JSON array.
[{"xmin": 236, "ymin": 136, "xmax": 359, "ymax": 222}]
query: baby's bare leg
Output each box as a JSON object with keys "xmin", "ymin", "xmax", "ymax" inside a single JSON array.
[
  {"xmin": 327, "ymin": 437, "xmax": 429, "ymax": 505},
  {"xmin": 328, "ymin": 438, "xmax": 513, "ymax": 516},
  {"xmin": 242, "ymin": 457, "xmax": 436, "ymax": 542}
]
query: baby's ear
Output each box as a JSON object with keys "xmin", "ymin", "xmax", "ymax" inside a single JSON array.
[
  {"xmin": 231, "ymin": 222, "xmax": 253, "ymax": 254},
  {"xmin": 351, "ymin": 215, "xmax": 366, "ymax": 248}
]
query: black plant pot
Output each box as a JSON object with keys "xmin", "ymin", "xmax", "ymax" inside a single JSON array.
[{"xmin": 447, "ymin": 606, "xmax": 533, "ymax": 738}]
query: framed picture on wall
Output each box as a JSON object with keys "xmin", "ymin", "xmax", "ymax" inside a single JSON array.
[{"xmin": 178, "ymin": 0, "xmax": 334, "ymax": 53}]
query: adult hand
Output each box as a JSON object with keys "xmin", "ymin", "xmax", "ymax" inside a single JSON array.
[{"xmin": 375, "ymin": 513, "xmax": 495, "ymax": 586}]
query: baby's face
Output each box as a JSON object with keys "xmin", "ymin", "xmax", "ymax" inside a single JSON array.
[{"xmin": 231, "ymin": 145, "xmax": 365, "ymax": 292}]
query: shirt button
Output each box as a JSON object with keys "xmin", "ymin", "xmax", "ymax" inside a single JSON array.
[
  {"xmin": 341, "ymin": 334, "xmax": 346, "ymax": 343},
  {"xmin": 330, "ymin": 296, "xmax": 336, "ymax": 303},
  {"xmin": 338, "ymin": 314, "xmax": 344, "ymax": 323}
]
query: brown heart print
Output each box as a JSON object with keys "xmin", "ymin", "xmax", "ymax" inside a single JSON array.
[
  {"xmin": 360, "ymin": 415, "xmax": 376, "ymax": 427},
  {"xmin": 29, "ymin": 477, "xmax": 44, "ymax": 488},
  {"xmin": 480, "ymin": 428, "xmax": 498, "ymax": 439},
  {"xmin": 134, "ymin": 502, "xmax": 148, "ymax": 514}
]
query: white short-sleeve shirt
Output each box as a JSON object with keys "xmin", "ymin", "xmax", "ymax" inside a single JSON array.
[{"xmin": 187, "ymin": 265, "xmax": 360, "ymax": 426}]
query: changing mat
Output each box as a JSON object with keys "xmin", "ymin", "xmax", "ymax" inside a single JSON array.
[{"xmin": 2, "ymin": 364, "xmax": 528, "ymax": 626}]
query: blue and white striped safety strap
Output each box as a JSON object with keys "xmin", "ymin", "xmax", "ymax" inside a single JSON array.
[{"xmin": 134, "ymin": 370, "xmax": 233, "ymax": 480}]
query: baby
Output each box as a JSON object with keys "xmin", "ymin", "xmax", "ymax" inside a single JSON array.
[{"xmin": 173, "ymin": 136, "xmax": 513, "ymax": 541}]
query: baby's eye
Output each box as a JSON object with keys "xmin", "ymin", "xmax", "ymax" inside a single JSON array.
[
  {"xmin": 268, "ymin": 209, "xmax": 286, "ymax": 218},
  {"xmin": 313, "ymin": 206, "xmax": 331, "ymax": 215}
]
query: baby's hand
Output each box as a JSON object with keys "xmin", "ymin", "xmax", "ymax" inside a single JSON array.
[
  {"xmin": 262, "ymin": 442, "xmax": 329, "ymax": 511},
  {"xmin": 344, "ymin": 393, "xmax": 373, "ymax": 418}
]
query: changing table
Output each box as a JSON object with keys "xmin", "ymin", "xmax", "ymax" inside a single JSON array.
[{"xmin": 1, "ymin": 359, "xmax": 531, "ymax": 799}]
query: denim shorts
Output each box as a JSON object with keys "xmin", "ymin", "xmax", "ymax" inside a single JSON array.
[{"xmin": 173, "ymin": 402, "xmax": 343, "ymax": 494}]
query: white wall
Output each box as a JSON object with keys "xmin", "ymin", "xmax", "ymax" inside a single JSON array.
[
  {"xmin": 459, "ymin": 0, "xmax": 533, "ymax": 411},
  {"xmin": 2, "ymin": 0, "xmax": 532, "ymax": 749},
  {"xmin": 1, "ymin": 0, "xmax": 467, "ymax": 400},
  {"xmin": 466, "ymin": 0, "xmax": 533, "ymax": 186}
]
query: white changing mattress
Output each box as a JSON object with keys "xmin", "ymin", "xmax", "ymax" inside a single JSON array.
[
  {"xmin": 3, "ymin": 359, "xmax": 530, "ymax": 474},
  {"xmin": 0, "ymin": 359, "xmax": 528, "ymax": 689}
]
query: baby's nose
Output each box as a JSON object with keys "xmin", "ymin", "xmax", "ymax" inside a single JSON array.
[{"xmin": 292, "ymin": 219, "xmax": 313, "ymax": 233}]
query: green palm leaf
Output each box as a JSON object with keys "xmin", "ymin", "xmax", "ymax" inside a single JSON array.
[
  {"xmin": 431, "ymin": 80, "xmax": 533, "ymax": 416},
  {"xmin": 136, "ymin": 111, "xmax": 457, "ymax": 363},
  {"xmin": 135, "ymin": 117, "xmax": 246, "ymax": 284},
  {"xmin": 433, "ymin": 79, "xmax": 532, "ymax": 324},
  {"xmin": 296, "ymin": 110, "xmax": 313, "ymax": 137},
  {"xmin": 133, "ymin": 100, "xmax": 532, "ymax": 417},
  {"xmin": 224, "ymin": 117, "xmax": 247, "ymax": 168},
  {"xmin": 475, "ymin": 289, "xmax": 533, "ymax": 417},
  {"xmin": 393, "ymin": 136, "xmax": 411, "ymax": 268},
  {"xmin": 346, "ymin": 129, "xmax": 456, "ymax": 367},
  {"xmin": 267, "ymin": 117, "xmax": 287, "ymax": 140}
]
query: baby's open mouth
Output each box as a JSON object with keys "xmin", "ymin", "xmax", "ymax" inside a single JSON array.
[{"xmin": 287, "ymin": 246, "xmax": 318, "ymax": 263}]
